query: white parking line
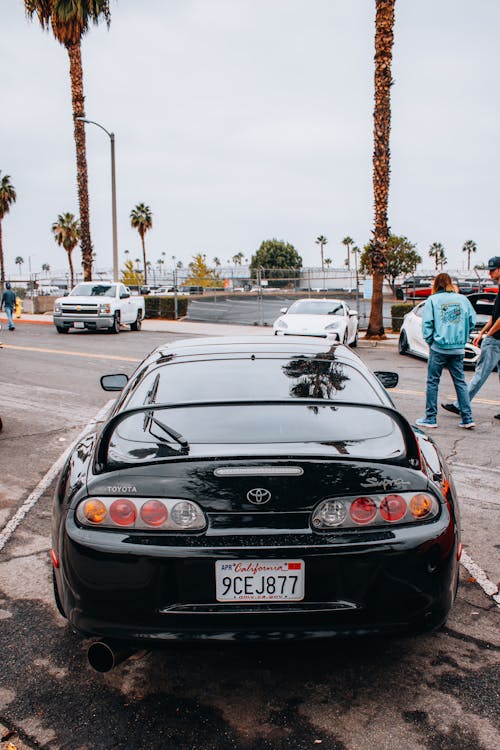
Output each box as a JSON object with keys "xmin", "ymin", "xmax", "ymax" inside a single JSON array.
[
  {"xmin": 460, "ymin": 551, "xmax": 500, "ymax": 606},
  {"xmin": 0, "ymin": 400, "xmax": 114, "ymax": 553}
]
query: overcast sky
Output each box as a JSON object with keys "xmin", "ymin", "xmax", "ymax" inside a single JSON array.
[{"xmin": 1, "ymin": 0, "xmax": 499, "ymax": 278}]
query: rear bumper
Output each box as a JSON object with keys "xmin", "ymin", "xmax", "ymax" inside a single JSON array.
[{"xmin": 56, "ymin": 512, "xmax": 459, "ymax": 642}]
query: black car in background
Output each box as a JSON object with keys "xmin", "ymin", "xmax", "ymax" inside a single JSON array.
[{"xmin": 51, "ymin": 337, "xmax": 461, "ymax": 669}]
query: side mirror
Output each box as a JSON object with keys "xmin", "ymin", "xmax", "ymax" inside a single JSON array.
[
  {"xmin": 63, "ymin": 292, "xmax": 69, "ymax": 296},
  {"xmin": 120, "ymin": 292, "xmax": 130, "ymax": 299},
  {"xmin": 280, "ymin": 307, "xmax": 288, "ymax": 314},
  {"xmin": 100, "ymin": 373, "xmax": 129, "ymax": 392},
  {"xmin": 349, "ymin": 310, "xmax": 358, "ymax": 316},
  {"xmin": 374, "ymin": 371, "xmax": 399, "ymax": 389}
]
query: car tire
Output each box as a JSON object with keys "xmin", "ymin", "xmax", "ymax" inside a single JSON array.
[
  {"xmin": 398, "ymin": 330, "xmax": 409, "ymax": 355},
  {"xmin": 351, "ymin": 329, "xmax": 358, "ymax": 348},
  {"xmin": 343, "ymin": 329, "xmax": 349, "ymax": 345},
  {"xmin": 109, "ymin": 313, "xmax": 120, "ymax": 334},
  {"xmin": 52, "ymin": 569, "xmax": 66, "ymax": 618},
  {"xmin": 55, "ymin": 325, "xmax": 69, "ymax": 334},
  {"xmin": 130, "ymin": 310, "xmax": 142, "ymax": 331}
]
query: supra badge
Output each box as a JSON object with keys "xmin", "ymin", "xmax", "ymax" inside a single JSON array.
[{"xmin": 247, "ymin": 488, "xmax": 272, "ymax": 505}]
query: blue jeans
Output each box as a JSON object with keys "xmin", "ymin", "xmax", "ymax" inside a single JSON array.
[
  {"xmin": 3, "ymin": 305, "xmax": 14, "ymax": 329},
  {"xmin": 453, "ymin": 336, "xmax": 500, "ymax": 406},
  {"xmin": 426, "ymin": 349, "xmax": 473, "ymax": 423}
]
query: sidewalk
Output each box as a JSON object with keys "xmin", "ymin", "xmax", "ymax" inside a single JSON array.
[{"xmin": 0, "ymin": 312, "xmax": 399, "ymax": 341}]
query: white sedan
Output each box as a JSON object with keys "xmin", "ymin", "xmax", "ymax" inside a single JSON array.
[
  {"xmin": 398, "ymin": 300, "xmax": 482, "ymax": 367},
  {"xmin": 273, "ymin": 298, "xmax": 359, "ymax": 345}
]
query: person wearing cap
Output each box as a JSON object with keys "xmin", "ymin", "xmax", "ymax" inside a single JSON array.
[
  {"xmin": 442, "ymin": 256, "xmax": 500, "ymax": 420},
  {"xmin": 0, "ymin": 282, "xmax": 16, "ymax": 330}
]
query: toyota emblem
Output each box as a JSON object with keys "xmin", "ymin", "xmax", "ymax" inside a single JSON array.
[{"xmin": 247, "ymin": 487, "xmax": 272, "ymax": 505}]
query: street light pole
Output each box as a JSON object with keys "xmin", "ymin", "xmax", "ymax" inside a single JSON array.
[{"xmin": 76, "ymin": 117, "xmax": 118, "ymax": 282}]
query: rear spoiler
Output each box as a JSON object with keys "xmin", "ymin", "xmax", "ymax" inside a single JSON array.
[{"xmin": 94, "ymin": 400, "xmax": 422, "ymax": 473}]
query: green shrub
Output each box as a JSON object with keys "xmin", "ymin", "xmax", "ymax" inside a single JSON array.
[
  {"xmin": 144, "ymin": 295, "xmax": 188, "ymax": 319},
  {"xmin": 391, "ymin": 303, "xmax": 414, "ymax": 332}
]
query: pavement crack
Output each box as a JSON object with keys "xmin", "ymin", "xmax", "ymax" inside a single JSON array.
[
  {"xmin": 0, "ymin": 424, "xmax": 87, "ymax": 443},
  {"xmin": 440, "ymin": 626, "xmax": 500, "ymax": 651}
]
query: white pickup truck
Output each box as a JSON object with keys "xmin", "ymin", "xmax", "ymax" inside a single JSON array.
[{"xmin": 53, "ymin": 281, "xmax": 145, "ymax": 334}]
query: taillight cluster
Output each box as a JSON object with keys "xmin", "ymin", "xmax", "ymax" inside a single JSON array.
[
  {"xmin": 76, "ymin": 497, "xmax": 206, "ymax": 531},
  {"xmin": 311, "ymin": 492, "xmax": 439, "ymax": 530}
]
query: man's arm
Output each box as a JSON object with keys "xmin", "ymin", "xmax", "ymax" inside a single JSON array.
[{"xmin": 472, "ymin": 315, "xmax": 500, "ymax": 345}]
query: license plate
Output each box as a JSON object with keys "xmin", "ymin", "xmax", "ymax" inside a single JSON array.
[
  {"xmin": 74, "ymin": 321, "xmax": 85, "ymax": 329},
  {"xmin": 215, "ymin": 559, "xmax": 304, "ymax": 602}
]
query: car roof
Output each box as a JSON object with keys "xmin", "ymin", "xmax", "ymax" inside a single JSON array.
[{"xmin": 145, "ymin": 335, "xmax": 359, "ymax": 362}]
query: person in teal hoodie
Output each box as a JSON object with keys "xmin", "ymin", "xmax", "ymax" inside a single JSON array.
[{"xmin": 415, "ymin": 272, "xmax": 476, "ymax": 429}]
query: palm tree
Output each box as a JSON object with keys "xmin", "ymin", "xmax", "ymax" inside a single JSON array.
[
  {"xmin": 15, "ymin": 256, "xmax": 24, "ymax": 276},
  {"xmin": 342, "ymin": 236, "xmax": 354, "ymax": 270},
  {"xmin": 213, "ymin": 257, "xmax": 221, "ymax": 268},
  {"xmin": 130, "ymin": 203, "xmax": 153, "ymax": 284},
  {"xmin": 428, "ymin": 242, "xmax": 445, "ymax": 271},
  {"xmin": 462, "ymin": 240, "xmax": 477, "ymax": 271},
  {"xmin": 315, "ymin": 235, "xmax": 328, "ymax": 272},
  {"xmin": 232, "ymin": 252, "xmax": 244, "ymax": 266},
  {"xmin": 324, "ymin": 258, "xmax": 332, "ymax": 268},
  {"xmin": 25, "ymin": 1, "xmax": 111, "ymax": 281},
  {"xmin": 52, "ymin": 212, "xmax": 81, "ymax": 288},
  {"xmin": 42, "ymin": 263, "xmax": 51, "ymax": 276},
  {"xmin": 366, "ymin": 0, "xmax": 396, "ymax": 339},
  {"xmin": 0, "ymin": 172, "xmax": 17, "ymax": 286}
]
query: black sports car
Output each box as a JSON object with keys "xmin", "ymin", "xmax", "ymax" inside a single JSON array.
[{"xmin": 51, "ymin": 336, "xmax": 461, "ymax": 669}]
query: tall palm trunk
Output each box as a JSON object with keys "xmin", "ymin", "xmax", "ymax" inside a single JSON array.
[
  {"xmin": 141, "ymin": 234, "xmax": 148, "ymax": 284},
  {"xmin": 0, "ymin": 222, "xmax": 4, "ymax": 286},
  {"xmin": 366, "ymin": 0, "xmax": 396, "ymax": 339},
  {"xmin": 67, "ymin": 42, "xmax": 92, "ymax": 281},
  {"xmin": 66, "ymin": 249, "xmax": 75, "ymax": 288}
]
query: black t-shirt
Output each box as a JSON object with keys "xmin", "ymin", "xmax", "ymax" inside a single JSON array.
[
  {"xmin": 1, "ymin": 290, "xmax": 16, "ymax": 308},
  {"xmin": 492, "ymin": 287, "xmax": 500, "ymax": 340}
]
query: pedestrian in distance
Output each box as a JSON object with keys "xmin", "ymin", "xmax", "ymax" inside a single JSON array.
[
  {"xmin": 0, "ymin": 282, "xmax": 16, "ymax": 330},
  {"xmin": 415, "ymin": 272, "xmax": 476, "ymax": 430},
  {"xmin": 442, "ymin": 256, "xmax": 500, "ymax": 420}
]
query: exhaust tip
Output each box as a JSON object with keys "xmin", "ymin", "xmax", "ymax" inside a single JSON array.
[
  {"xmin": 87, "ymin": 640, "xmax": 147, "ymax": 673},
  {"xmin": 87, "ymin": 640, "xmax": 117, "ymax": 672}
]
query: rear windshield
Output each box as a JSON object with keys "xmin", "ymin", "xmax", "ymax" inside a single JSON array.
[
  {"xmin": 108, "ymin": 403, "xmax": 405, "ymax": 465},
  {"xmin": 126, "ymin": 356, "xmax": 379, "ymax": 405}
]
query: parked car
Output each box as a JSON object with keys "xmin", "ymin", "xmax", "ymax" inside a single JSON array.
[
  {"xmin": 273, "ymin": 298, "xmax": 359, "ymax": 345},
  {"xmin": 179, "ymin": 285, "xmax": 204, "ymax": 295},
  {"xmin": 398, "ymin": 293, "xmax": 497, "ymax": 367},
  {"xmin": 51, "ymin": 335, "xmax": 461, "ymax": 670},
  {"xmin": 150, "ymin": 286, "xmax": 177, "ymax": 296},
  {"xmin": 395, "ymin": 277, "xmax": 434, "ymax": 300},
  {"xmin": 53, "ymin": 282, "xmax": 144, "ymax": 334}
]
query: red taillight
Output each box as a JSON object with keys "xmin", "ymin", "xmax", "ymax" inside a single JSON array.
[
  {"xmin": 349, "ymin": 497, "xmax": 377, "ymax": 524},
  {"xmin": 109, "ymin": 499, "xmax": 137, "ymax": 526},
  {"xmin": 380, "ymin": 494, "xmax": 407, "ymax": 522},
  {"xmin": 140, "ymin": 500, "xmax": 168, "ymax": 527}
]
